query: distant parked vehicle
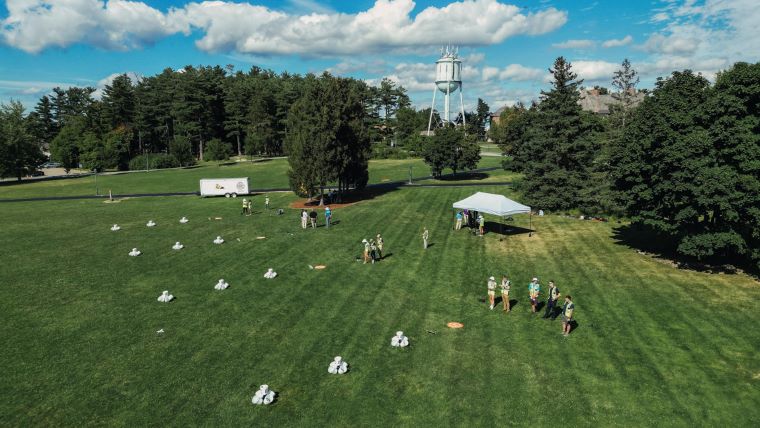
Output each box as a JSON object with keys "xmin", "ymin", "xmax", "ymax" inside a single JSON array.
[
  {"xmin": 40, "ymin": 162, "xmax": 61, "ymax": 168},
  {"xmin": 199, "ymin": 178, "xmax": 250, "ymax": 197},
  {"xmin": 27, "ymin": 170, "xmax": 44, "ymax": 177}
]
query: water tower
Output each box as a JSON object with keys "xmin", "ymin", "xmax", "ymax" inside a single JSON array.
[{"xmin": 427, "ymin": 46, "xmax": 466, "ymax": 133}]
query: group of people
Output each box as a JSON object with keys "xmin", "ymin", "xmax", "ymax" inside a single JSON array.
[
  {"xmin": 241, "ymin": 196, "xmax": 271, "ymax": 216},
  {"xmin": 455, "ymin": 209, "xmax": 485, "ymax": 236},
  {"xmin": 300, "ymin": 206, "xmax": 332, "ymax": 229},
  {"xmin": 361, "ymin": 234, "xmax": 384, "ymax": 264},
  {"xmin": 486, "ymin": 276, "xmax": 576, "ymax": 336}
]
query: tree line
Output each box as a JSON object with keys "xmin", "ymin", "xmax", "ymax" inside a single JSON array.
[
  {"xmin": 490, "ymin": 58, "xmax": 760, "ymax": 271},
  {"xmin": 0, "ymin": 66, "xmax": 417, "ymax": 178}
]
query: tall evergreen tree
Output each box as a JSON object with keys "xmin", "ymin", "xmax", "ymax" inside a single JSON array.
[
  {"xmin": 0, "ymin": 101, "xmax": 45, "ymax": 180},
  {"xmin": 521, "ymin": 57, "xmax": 599, "ymax": 210}
]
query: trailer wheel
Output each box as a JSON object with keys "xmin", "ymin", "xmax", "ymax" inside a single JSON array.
[
  {"xmin": 224, "ymin": 193, "xmax": 231, "ymax": 198},
  {"xmin": 231, "ymin": 193, "xmax": 238, "ymax": 198}
]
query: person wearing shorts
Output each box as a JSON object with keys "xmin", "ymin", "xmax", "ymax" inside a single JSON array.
[
  {"xmin": 528, "ymin": 278, "xmax": 540, "ymax": 313},
  {"xmin": 478, "ymin": 214, "xmax": 485, "ymax": 236},
  {"xmin": 455, "ymin": 212, "xmax": 463, "ymax": 230},
  {"xmin": 543, "ymin": 280, "xmax": 561, "ymax": 319},
  {"xmin": 422, "ymin": 228, "xmax": 429, "ymax": 249},
  {"xmin": 487, "ymin": 276, "xmax": 497, "ymax": 310},
  {"xmin": 376, "ymin": 233, "xmax": 384, "ymax": 259},
  {"xmin": 500, "ymin": 275, "xmax": 511, "ymax": 312},
  {"xmin": 562, "ymin": 295, "xmax": 575, "ymax": 336}
]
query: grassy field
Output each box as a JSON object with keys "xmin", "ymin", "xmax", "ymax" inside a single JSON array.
[
  {"xmin": 1, "ymin": 177, "xmax": 759, "ymax": 426},
  {"xmin": 0, "ymin": 157, "xmax": 506, "ymax": 200}
]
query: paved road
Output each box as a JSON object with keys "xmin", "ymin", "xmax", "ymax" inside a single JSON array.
[{"xmin": 0, "ymin": 167, "xmax": 512, "ymax": 203}]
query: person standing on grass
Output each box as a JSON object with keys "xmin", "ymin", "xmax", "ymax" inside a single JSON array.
[
  {"xmin": 301, "ymin": 209, "xmax": 308, "ymax": 229},
  {"xmin": 500, "ymin": 275, "xmax": 511, "ymax": 312},
  {"xmin": 242, "ymin": 198, "xmax": 249, "ymax": 215},
  {"xmin": 528, "ymin": 278, "xmax": 540, "ymax": 313},
  {"xmin": 422, "ymin": 227, "xmax": 429, "ymax": 249},
  {"xmin": 478, "ymin": 214, "xmax": 485, "ymax": 236},
  {"xmin": 362, "ymin": 239, "xmax": 370, "ymax": 264},
  {"xmin": 487, "ymin": 276, "xmax": 497, "ymax": 310},
  {"xmin": 369, "ymin": 240, "xmax": 379, "ymax": 264},
  {"xmin": 325, "ymin": 206, "xmax": 332, "ymax": 228},
  {"xmin": 463, "ymin": 209, "xmax": 469, "ymax": 227},
  {"xmin": 543, "ymin": 280, "xmax": 561, "ymax": 319},
  {"xmin": 246, "ymin": 199, "xmax": 253, "ymax": 216},
  {"xmin": 376, "ymin": 233, "xmax": 384, "ymax": 259},
  {"xmin": 309, "ymin": 209, "xmax": 317, "ymax": 228},
  {"xmin": 265, "ymin": 196, "xmax": 270, "ymax": 210},
  {"xmin": 455, "ymin": 211, "xmax": 463, "ymax": 230},
  {"xmin": 561, "ymin": 295, "xmax": 575, "ymax": 336}
]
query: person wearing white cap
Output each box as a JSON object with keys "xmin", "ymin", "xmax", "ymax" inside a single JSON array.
[
  {"xmin": 172, "ymin": 241, "xmax": 184, "ymax": 250},
  {"xmin": 264, "ymin": 268, "xmax": 277, "ymax": 279},
  {"xmin": 128, "ymin": 248, "xmax": 141, "ymax": 257},
  {"xmin": 528, "ymin": 277, "xmax": 541, "ymax": 313},
  {"xmin": 110, "ymin": 224, "xmax": 121, "ymax": 231},
  {"xmin": 213, "ymin": 236, "xmax": 224, "ymax": 245},
  {"xmin": 328, "ymin": 356, "xmax": 348, "ymax": 374},
  {"xmin": 487, "ymin": 276, "xmax": 497, "ymax": 310},
  {"xmin": 179, "ymin": 216, "xmax": 189, "ymax": 224},
  {"xmin": 241, "ymin": 198, "xmax": 249, "ymax": 215}
]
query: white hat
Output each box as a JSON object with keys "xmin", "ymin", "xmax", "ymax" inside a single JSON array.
[
  {"xmin": 396, "ymin": 331, "xmax": 403, "ymax": 336},
  {"xmin": 362, "ymin": 239, "xmax": 368, "ymax": 243},
  {"xmin": 334, "ymin": 356, "xmax": 342, "ymax": 362},
  {"xmin": 532, "ymin": 277, "xmax": 538, "ymax": 281},
  {"xmin": 489, "ymin": 276, "xmax": 495, "ymax": 280}
]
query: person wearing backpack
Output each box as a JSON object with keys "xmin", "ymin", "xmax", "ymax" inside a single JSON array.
[{"xmin": 543, "ymin": 280, "xmax": 561, "ymax": 320}]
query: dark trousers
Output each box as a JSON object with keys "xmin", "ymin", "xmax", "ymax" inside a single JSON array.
[{"xmin": 544, "ymin": 299, "xmax": 558, "ymax": 319}]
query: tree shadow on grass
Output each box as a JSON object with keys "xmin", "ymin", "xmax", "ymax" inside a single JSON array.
[
  {"xmin": 436, "ymin": 172, "xmax": 489, "ymax": 181},
  {"xmin": 612, "ymin": 223, "xmax": 751, "ymax": 275}
]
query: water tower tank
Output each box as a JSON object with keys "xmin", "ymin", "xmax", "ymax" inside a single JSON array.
[{"xmin": 435, "ymin": 54, "xmax": 462, "ymax": 93}]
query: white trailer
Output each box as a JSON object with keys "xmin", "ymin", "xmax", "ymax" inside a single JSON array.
[{"xmin": 199, "ymin": 178, "xmax": 250, "ymax": 197}]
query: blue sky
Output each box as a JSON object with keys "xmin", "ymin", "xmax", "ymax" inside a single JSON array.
[{"xmin": 1, "ymin": 0, "xmax": 758, "ymax": 111}]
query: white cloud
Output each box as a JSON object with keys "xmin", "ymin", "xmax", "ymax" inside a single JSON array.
[
  {"xmin": 1, "ymin": 0, "xmax": 568, "ymax": 55},
  {"xmin": 638, "ymin": 0, "xmax": 760, "ymax": 80},
  {"xmin": 571, "ymin": 60, "xmax": 619, "ymax": 81},
  {"xmin": 482, "ymin": 66, "xmax": 500, "ymax": 81},
  {"xmin": 551, "ymin": 39, "xmax": 595, "ymax": 49},
  {"xmin": 499, "ymin": 64, "xmax": 545, "ymax": 81},
  {"xmin": 601, "ymin": 35, "xmax": 632, "ymax": 48},
  {"xmin": 1, "ymin": 0, "xmax": 172, "ymax": 53}
]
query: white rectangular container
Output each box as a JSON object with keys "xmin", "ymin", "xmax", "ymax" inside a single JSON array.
[{"xmin": 199, "ymin": 178, "xmax": 250, "ymax": 197}]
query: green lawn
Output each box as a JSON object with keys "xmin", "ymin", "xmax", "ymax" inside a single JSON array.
[
  {"xmin": 1, "ymin": 181, "xmax": 758, "ymax": 425},
  {"xmin": 0, "ymin": 157, "xmax": 506, "ymax": 200}
]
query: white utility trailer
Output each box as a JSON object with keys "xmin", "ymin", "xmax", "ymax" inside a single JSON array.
[{"xmin": 199, "ymin": 178, "xmax": 250, "ymax": 198}]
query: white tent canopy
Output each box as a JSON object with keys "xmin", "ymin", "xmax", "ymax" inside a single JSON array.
[{"xmin": 452, "ymin": 192, "xmax": 531, "ymax": 217}]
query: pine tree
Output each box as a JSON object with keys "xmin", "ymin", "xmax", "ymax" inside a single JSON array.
[
  {"xmin": 0, "ymin": 101, "xmax": 45, "ymax": 180},
  {"xmin": 521, "ymin": 57, "xmax": 599, "ymax": 210}
]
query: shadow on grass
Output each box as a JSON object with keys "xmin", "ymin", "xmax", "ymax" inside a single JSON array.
[
  {"xmin": 612, "ymin": 223, "xmax": 753, "ymax": 275},
  {"xmin": 436, "ymin": 172, "xmax": 489, "ymax": 181},
  {"xmin": 483, "ymin": 221, "xmax": 534, "ymax": 237}
]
